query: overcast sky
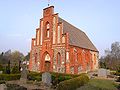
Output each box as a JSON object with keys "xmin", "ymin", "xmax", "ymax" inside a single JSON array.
[{"xmin": 0, "ymin": 0, "xmax": 120, "ymax": 57}]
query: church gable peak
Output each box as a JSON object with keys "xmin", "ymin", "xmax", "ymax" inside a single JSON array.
[{"xmin": 43, "ymin": 6, "xmax": 54, "ymax": 17}]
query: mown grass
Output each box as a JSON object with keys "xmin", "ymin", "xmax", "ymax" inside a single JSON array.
[{"xmin": 77, "ymin": 78, "xmax": 119, "ymax": 90}]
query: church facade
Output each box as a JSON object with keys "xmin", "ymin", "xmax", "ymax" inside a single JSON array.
[{"xmin": 29, "ymin": 6, "xmax": 99, "ymax": 74}]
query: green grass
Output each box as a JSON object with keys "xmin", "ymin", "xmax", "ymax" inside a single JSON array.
[{"xmin": 77, "ymin": 78, "xmax": 118, "ymax": 90}]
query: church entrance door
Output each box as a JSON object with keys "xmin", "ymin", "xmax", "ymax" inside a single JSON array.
[
  {"xmin": 45, "ymin": 61, "xmax": 50, "ymax": 72},
  {"xmin": 44, "ymin": 53, "xmax": 51, "ymax": 72}
]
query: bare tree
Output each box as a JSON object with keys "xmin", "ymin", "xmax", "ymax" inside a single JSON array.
[
  {"xmin": 100, "ymin": 42, "xmax": 120, "ymax": 70},
  {"xmin": 11, "ymin": 51, "xmax": 24, "ymax": 67}
]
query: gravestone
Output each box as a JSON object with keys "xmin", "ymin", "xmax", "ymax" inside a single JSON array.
[
  {"xmin": 20, "ymin": 64, "xmax": 28, "ymax": 84},
  {"xmin": 107, "ymin": 69, "xmax": 110, "ymax": 76},
  {"xmin": 0, "ymin": 71, "xmax": 3, "ymax": 74},
  {"xmin": 0, "ymin": 84, "xmax": 7, "ymax": 90},
  {"xmin": 98, "ymin": 68, "xmax": 108, "ymax": 78},
  {"xmin": 42, "ymin": 72, "xmax": 52, "ymax": 86}
]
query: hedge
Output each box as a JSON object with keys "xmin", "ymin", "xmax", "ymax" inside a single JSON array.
[
  {"xmin": 0, "ymin": 74, "xmax": 20, "ymax": 81},
  {"xmin": 28, "ymin": 71, "xmax": 79, "ymax": 83},
  {"xmin": 50, "ymin": 72, "xmax": 80, "ymax": 78},
  {"xmin": 57, "ymin": 74, "xmax": 89, "ymax": 90},
  {"xmin": 27, "ymin": 71, "xmax": 42, "ymax": 81}
]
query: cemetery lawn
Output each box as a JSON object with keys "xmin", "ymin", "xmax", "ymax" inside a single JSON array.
[{"xmin": 77, "ymin": 78, "xmax": 119, "ymax": 90}]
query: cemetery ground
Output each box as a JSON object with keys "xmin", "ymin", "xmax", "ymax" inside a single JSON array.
[
  {"xmin": 0, "ymin": 71, "xmax": 120, "ymax": 90},
  {"xmin": 77, "ymin": 78, "xmax": 120, "ymax": 90}
]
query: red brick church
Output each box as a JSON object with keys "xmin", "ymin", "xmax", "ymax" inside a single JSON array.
[{"xmin": 29, "ymin": 6, "xmax": 99, "ymax": 74}]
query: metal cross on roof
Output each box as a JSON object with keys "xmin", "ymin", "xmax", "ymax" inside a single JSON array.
[{"xmin": 48, "ymin": 0, "xmax": 50, "ymax": 6}]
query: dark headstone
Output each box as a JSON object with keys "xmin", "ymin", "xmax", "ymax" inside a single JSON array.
[{"xmin": 42, "ymin": 72, "xmax": 52, "ymax": 86}]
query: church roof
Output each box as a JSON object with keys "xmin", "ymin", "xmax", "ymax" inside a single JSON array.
[{"xmin": 58, "ymin": 17, "xmax": 98, "ymax": 52}]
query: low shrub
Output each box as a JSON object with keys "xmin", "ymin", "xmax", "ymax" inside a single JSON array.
[
  {"xmin": 11, "ymin": 65, "xmax": 20, "ymax": 74},
  {"xmin": 51, "ymin": 72, "xmax": 74, "ymax": 87},
  {"xmin": 50, "ymin": 72, "xmax": 80, "ymax": 78},
  {"xmin": 0, "ymin": 64, "xmax": 4, "ymax": 71},
  {"xmin": 110, "ymin": 70, "xmax": 116, "ymax": 75},
  {"xmin": 0, "ymin": 80, "xmax": 5, "ymax": 84},
  {"xmin": 58, "ymin": 75, "xmax": 72, "ymax": 82},
  {"xmin": 0, "ymin": 74, "xmax": 20, "ymax": 81},
  {"xmin": 57, "ymin": 74, "xmax": 89, "ymax": 90},
  {"xmin": 30, "ymin": 76, "xmax": 41, "ymax": 81},
  {"xmin": 116, "ymin": 71, "xmax": 120, "ymax": 76},
  {"xmin": 117, "ymin": 84, "xmax": 120, "ymax": 90},
  {"xmin": 27, "ymin": 71, "xmax": 42, "ymax": 81}
]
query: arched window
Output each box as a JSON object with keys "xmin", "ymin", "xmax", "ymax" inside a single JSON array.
[
  {"xmin": 45, "ymin": 22, "xmax": 50, "ymax": 38},
  {"xmin": 37, "ymin": 30, "xmax": 40, "ymax": 45},
  {"xmin": 57, "ymin": 26, "xmax": 60, "ymax": 43},
  {"xmin": 45, "ymin": 53, "xmax": 50, "ymax": 61},
  {"xmin": 62, "ymin": 36, "xmax": 65, "ymax": 43},
  {"xmin": 86, "ymin": 62, "xmax": 90, "ymax": 71},
  {"xmin": 94, "ymin": 54, "xmax": 96, "ymax": 65},
  {"xmin": 35, "ymin": 53, "xmax": 37, "ymax": 63},
  {"xmin": 70, "ymin": 66, "xmax": 74, "ymax": 74},
  {"xmin": 57, "ymin": 53, "xmax": 61, "ymax": 65},
  {"xmin": 47, "ymin": 23, "xmax": 50, "ymax": 29},
  {"xmin": 82, "ymin": 49, "xmax": 85, "ymax": 63},
  {"xmin": 33, "ymin": 40, "xmax": 36, "ymax": 46},
  {"xmin": 53, "ymin": 17, "xmax": 56, "ymax": 44},
  {"xmin": 74, "ymin": 48, "xmax": 78, "ymax": 62},
  {"xmin": 40, "ymin": 21, "xmax": 43, "ymax": 45},
  {"xmin": 78, "ymin": 65, "xmax": 82, "ymax": 74}
]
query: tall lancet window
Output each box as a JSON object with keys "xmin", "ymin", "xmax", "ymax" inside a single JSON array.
[
  {"xmin": 37, "ymin": 30, "xmax": 40, "ymax": 45},
  {"xmin": 53, "ymin": 17, "xmax": 56, "ymax": 44},
  {"xmin": 57, "ymin": 26, "xmax": 60, "ymax": 43},
  {"xmin": 40, "ymin": 21, "xmax": 43, "ymax": 45},
  {"xmin": 62, "ymin": 36, "xmax": 65, "ymax": 43},
  {"xmin": 74, "ymin": 48, "xmax": 78, "ymax": 62},
  {"xmin": 57, "ymin": 53, "xmax": 61, "ymax": 65},
  {"xmin": 46, "ymin": 22, "xmax": 50, "ymax": 38}
]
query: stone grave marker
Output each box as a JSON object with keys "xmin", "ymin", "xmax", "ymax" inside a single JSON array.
[
  {"xmin": 98, "ymin": 68, "xmax": 108, "ymax": 78},
  {"xmin": 0, "ymin": 71, "xmax": 3, "ymax": 74},
  {"xmin": 107, "ymin": 69, "xmax": 110, "ymax": 76},
  {"xmin": 20, "ymin": 64, "xmax": 28, "ymax": 84},
  {"xmin": 42, "ymin": 72, "xmax": 52, "ymax": 86},
  {"xmin": 0, "ymin": 84, "xmax": 7, "ymax": 90}
]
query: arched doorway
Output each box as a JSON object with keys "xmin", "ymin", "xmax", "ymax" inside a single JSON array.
[{"xmin": 44, "ymin": 53, "xmax": 51, "ymax": 72}]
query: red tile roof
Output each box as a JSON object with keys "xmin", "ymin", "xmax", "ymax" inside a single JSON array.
[{"xmin": 58, "ymin": 17, "xmax": 98, "ymax": 51}]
